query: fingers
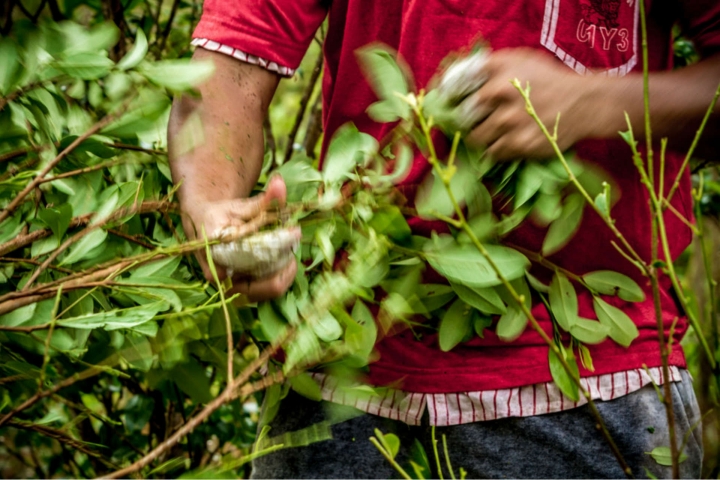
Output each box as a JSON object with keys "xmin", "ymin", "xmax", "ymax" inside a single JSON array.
[
  {"xmin": 464, "ymin": 107, "xmax": 507, "ymax": 150},
  {"xmin": 228, "ymin": 257, "xmax": 297, "ymax": 303},
  {"xmin": 226, "ymin": 175, "xmax": 287, "ymax": 220},
  {"xmin": 194, "ymin": 249, "xmax": 229, "ymax": 282}
]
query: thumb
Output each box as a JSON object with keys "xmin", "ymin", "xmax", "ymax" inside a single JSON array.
[
  {"xmin": 224, "ymin": 175, "xmax": 288, "ymax": 220},
  {"xmin": 263, "ymin": 174, "xmax": 288, "ymax": 208}
]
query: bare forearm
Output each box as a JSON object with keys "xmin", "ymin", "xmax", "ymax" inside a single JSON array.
[
  {"xmin": 168, "ymin": 49, "xmax": 279, "ymax": 220},
  {"xmin": 585, "ymin": 54, "xmax": 720, "ymax": 153}
]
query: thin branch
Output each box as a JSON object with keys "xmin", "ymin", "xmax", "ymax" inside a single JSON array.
[
  {"xmin": 0, "ymin": 256, "xmax": 74, "ymax": 273},
  {"xmin": 156, "ymin": 0, "xmax": 181, "ymax": 53},
  {"xmin": 0, "ymin": 111, "xmax": 122, "ymax": 224},
  {"xmin": 0, "ymin": 261, "xmax": 136, "ymax": 318},
  {"xmin": 111, "ymin": 142, "xmax": 167, "ymax": 155},
  {"xmin": 7, "ymin": 418, "xmax": 120, "ymax": 469},
  {"xmin": 0, "ymin": 364, "xmax": 107, "ymax": 428},
  {"xmin": 0, "ymin": 145, "xmax": 40, "ymax": 163},
  {"xmin": 0, "ymin": 200, "xmax": 173, "ymax": 257},
  {"xmin": 665, "ymin": 81, "xmax": 720, "ymax": 205},
  {"xmin": 0, "ymin": 157, "xmax": 40, "ymax": 182},
  {"xmin": 21, "ymin": 201, "xmax": 172, "ymax": 290},
  {"xmin": 506, "ymin": 244, "xmax": 585, "ymax": 285},
  {"xmin": 283, "ymin": 52, "xmax": 324, "ymax": 161},
  {"xmin": 202, "ymin": 236, "xmax": 235, "ymax": 381},
  {"xmin": 0, "ymin": 373, "xmax": 30, "ymax": 385},
  {"xmin": 264, "ymin": 116, "xmax": 277, "ymax": 165},
  {"xmin": 107, "ymin": 228, "xmax": 154, "ymax": 249},
  {"xmin": 38, "ymin": 158, "xmax": 152, "ymax": 185},
  {"xmin": 660, "ymin": 198, "xmax": 700, "ymax": 235}
]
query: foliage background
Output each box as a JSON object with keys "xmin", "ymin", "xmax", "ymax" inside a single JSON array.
[{"xmin": 0, "ymin": 1, "xmax": 718, "ymax": 478}]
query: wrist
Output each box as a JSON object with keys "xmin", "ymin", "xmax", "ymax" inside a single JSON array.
[{"xmin": 575, "ymin": 75, "xmax": 614, "ymax": 141}]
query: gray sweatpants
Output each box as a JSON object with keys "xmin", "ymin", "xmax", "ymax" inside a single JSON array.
[{"xmin": 252, "ymin": 370, "xmax": 702, "ymax": 479}]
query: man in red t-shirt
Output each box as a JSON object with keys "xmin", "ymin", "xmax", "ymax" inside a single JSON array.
[{"xmin": 169, "ymin": 0, "xmax": 720, "ymax": 477}]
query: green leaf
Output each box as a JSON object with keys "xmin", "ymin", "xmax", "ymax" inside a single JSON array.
[
  {"xmin": 60, "ymin": 21, "xmax": 120, "ymax": 55},
  {"xmin": 289, "ymin": 372, "xmax": 323, "ymax": 401},
  {"xmin": 0, "ymin": 304, "xmax": 37, "ymax": 328},
  {"xmin": 0, "ymin": 215, "xmax": 24, "ymax": 245},
  {"xmin": 647, "ymin": 446, "xmax": 688, "ymax": 466},
  {"xmin": 569, "ymin": 318, "xmax": 610, "ymax": 344},
  {"xmin": 130, "ymin": 257, "xmax": 181, "ymax": 279},
  {"xmin": 312, "ymin": 312, "xmax": 343, "ymax": 342},
  {"xmin": 496, "ymin": 305, "xmax": 528, "ymax": 342},
  {"xmin": 315, "ymin": 223, "xmax": 336, "ymax": 267},
  {"xmin": 91, "ymin": 187, "xmax": 119, "ymax": 225},
  {"xmin": 438, "ymin": 299, "xmax": 473, "ymax": 352},
  {"xmin": 104, "ymin": 71, "xmax": 133, "ymax": 100},
  {"xmin": 582, "ymin": 271, "xmax": 645, "ymax": 302},
  {"xmin": 368, "ymin": 206, "xmax": 411, "ymax": 244},
  {"xmin": 473, "ymin": 311, "xmax": 493, "ymax": 338},
  {"xmin": 593, "ymin": 297, "xmax": 639, "ymax": 347},
  {"xmin": 60, "ymin": 301, "xmax": 166, "ymax": 329},
  {"xmin": 548, "ymin": 345, "xmax": 580, "ymax": 402},
  {"xmin": 169, "ymin": 358, "xmax": 213, "ymax": 404},
  {"xmin": 515, "ymin": 163, "xmax": 544, "ymax": 208},
  {"xmin": 526, "ymin": 271, "xmax": 549, "ymax": 293},
  {"xmin": 55, "ymin": 52, "xmax": 114, "ymax": 80},
  {"xmin": 356, "ymin": 46, "xmax": 410, "ymax": 122},
  {"xmin": 450, "ymin": 281, "xmax": 506, "ymax": 315},
  {"xmin": 549, "ymin": 272, "xmax": 578, "ymax": 331},
  {"xmin": 122, "ymin": 394, "xmax": 154, "ymax": 432},
  {"xmin": 578, "ymin": 343, "xmax": 595, "ymax": 371},
  {"xmin": 139, "ymin": 58, "xmax": 214, "ymax": 92},
  {"xmin": 277, "ymin": 156, "xmax": 322, "ymax": 186},
  {"xmin": 121, "ymin": 334, "xmax": 153, "ymax": 371},
  {"xmin": 424, "ymin": 242, "xmax": 529, "ymax": 288},
  {"xmin": 367, "ymin": 100, "xmax": 403, "ymax": 123},
  {"xmin": 379, "ymin": 292, "xmax": 414, "ymax": 331},
  {"xmin": 117, "ymin": 29, "xmax": 148, "ymax": 70},
  {"xmin": 532, "ymin": 193, "xmax": 563, "ymax": 226},
  {"xmin": 258, "ymin": 302, "xmax": 288, "ymax": 343},
  {"xmin": 60, "ymin": 229, "xmax": 108, "ymax": 265},
  {"xmin": 375, "ymin": 429, "xmax": 401, "ymax": 460},
  {"xmin": 0, "ymin": 39, "xmax": 22, "ymax": 96},
  {"xmin": 31, "ymin": 236, "xmax": 60, "ymax": 259},
  {"xmin": 416, "ymin": 160, "xmax": 479, "ymax": 220},
  {"xmin": 284, "ymin": 326, "xmax": 322, "ymax": 373},
  {"xmin": 101, "ymin": 94, "xmax": 170, "ymax": 138},
  {"xmin": 322, "ymin": 123, "xmax": 378, "ymax": 184},
  {"xmin": 416, "ymin": 284, "xmax": 456, "ymax": 312},
  {"xmin": 117, "ymin": 277, "xmax": 184, "ymax": 313},
  {"xmin": 542, "ymin": 193, "xmax": 584, "ymax": 255},
  {"xmin": 618, "ymin": 130, "xmax": 637, "ymax": 149},
  {"xmin": 594, "ymin": 181, "xmax": 611, "ymax": 218},
  {"xmin": 385, "ymin": 141, "xmax": 413, "ymax": 183},
  {"xmin": 37, "ymin": 204, "xmax": 73, "ymax": 242},
  {"xmin": 410, "ymin": 439, "xmax": 432, "ymax": 480},
  {"xmin": 342, "ymin": 300, "xmax": 377, "ymax": 367}
]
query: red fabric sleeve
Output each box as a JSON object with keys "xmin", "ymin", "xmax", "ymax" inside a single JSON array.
[
  {"xmin": 192, "ymin": 0, "xmax": 327, "ymax": 70},
  {"xmin": 676, "ymin": 0, "xmax": 720, "ymax": 57}
]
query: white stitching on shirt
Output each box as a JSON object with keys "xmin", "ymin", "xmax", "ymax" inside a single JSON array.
[
  {"xmin": 311, "ymin": 366, "xmax": 683, "ymax": 427},
  {"xmin": 191, "ymin": 38, "xmax": 296, "ymax": 77}
]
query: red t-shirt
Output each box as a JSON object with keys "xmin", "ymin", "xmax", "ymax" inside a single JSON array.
[{"xmin": 194, "ymin": 0, "xmax": 720, "ymax": 393}]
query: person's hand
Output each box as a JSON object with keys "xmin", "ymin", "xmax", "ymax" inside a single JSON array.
[
  {"xmin": 181, "ymin": 176, "xmax": 300, "ymax": 302},
  {"xmin": 449, "ymin": 48, "xmax": 595, "ymax": 159}
]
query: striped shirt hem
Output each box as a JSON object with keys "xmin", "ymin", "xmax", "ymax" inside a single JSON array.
[
  {"xmin": 191, "ymin": 38, "xmax": 296, "ymax": 77},
  {"xmin": 310, "ymin": 366, "xmax": 683, "ymax": 427}
]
